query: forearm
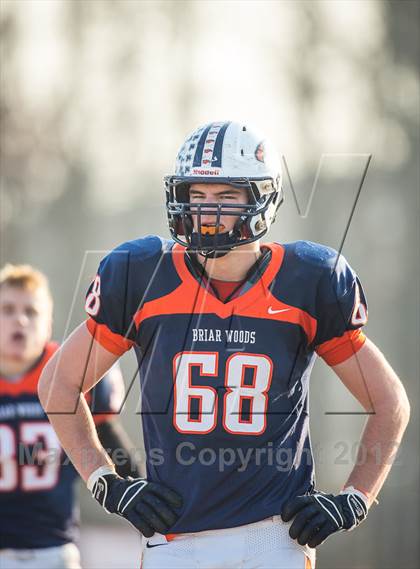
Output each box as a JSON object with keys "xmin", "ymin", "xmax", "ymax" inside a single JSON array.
[
  {"xmin": 332, "ymin": 339, "xmax": 410, "ymax": 507},
  {"xmin": 38, "ymin": 322, "xmax": 122, "ymax": 481},
  {"xmin": 37, "ymin": 343, "xmax": 115, "ymax": 482},
  {"xmin": 344, "ymin": 400, "xmax": 409, "ymax": 506},
  {"xmin": 40, "ymin": 380, "xmax": 114, "ymax": 481}
]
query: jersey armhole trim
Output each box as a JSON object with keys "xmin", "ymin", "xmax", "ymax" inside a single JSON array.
[
  {"xmin": 92, "ymin": 413, "xmax": 115, "ymax": 426},
  {"xmin": 86, "ymin": 318, "xmax": 134, "ymax": 356},
  {"xmin": 316, "ymin": 329, "xmax": 366, "ymax": 366},
  {"xmin": 84, "ymin": 389, "xmax": 118, "ymax": 426}
]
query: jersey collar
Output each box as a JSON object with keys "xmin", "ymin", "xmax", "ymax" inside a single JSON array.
[
  {"xmin": 171, "ymin": 242, "xmax": 285, "ymax": 313},
  {"xmin": 0, "ymin": 342, "xmax": 59, "ymax": 396}
]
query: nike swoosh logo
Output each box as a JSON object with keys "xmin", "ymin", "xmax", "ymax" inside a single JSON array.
[
  {"xmin": 268, "ymin": 307, "xmax": 291, "ymax": 315},
  {"xmin": 146, "ymin": 543, "xmax": 167, "ymax": 549}
]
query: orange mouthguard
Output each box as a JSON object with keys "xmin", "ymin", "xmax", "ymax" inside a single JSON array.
[{"xmin": 200, "ymin": 225, "xmax": 226, "ymax": 235}]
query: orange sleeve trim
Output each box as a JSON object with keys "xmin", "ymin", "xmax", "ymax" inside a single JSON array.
[
  {"xmin": 316, "ymin": 329, "xmax": 366, "ymax": 366},
  {"xmin": 86, "ymin": 318, "xmax": 134, "ymax": 356}
]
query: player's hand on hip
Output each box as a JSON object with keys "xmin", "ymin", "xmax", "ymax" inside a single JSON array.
[
  {"xmin": 89, "ymin": 472, "xmax": 183, "ymax": 537},
  {"xmin": 281, "ymin": 487, "xmax": 368, "ymax": 548}
]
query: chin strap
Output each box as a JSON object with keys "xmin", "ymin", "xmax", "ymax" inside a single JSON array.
[
  {"xmin": 189, "ymin": 230, "xmax": 239, "ymax": 258},
  {"xmin": 197, "ymin": 249, "xmax": 230, "ymax": 259}
]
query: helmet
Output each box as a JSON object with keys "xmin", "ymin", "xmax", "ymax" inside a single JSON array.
[{"xmin": 164, "ymin": 121, "xmax": 283, "ymax": 256}]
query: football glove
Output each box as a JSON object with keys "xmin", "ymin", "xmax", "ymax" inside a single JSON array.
[
  {"xmin": 281, "ymin": 487, "xmax": 368, "ymax": 548},
  {"xmin": 90, "ymin": 472, "xmax": 183, "ymax": 538}
]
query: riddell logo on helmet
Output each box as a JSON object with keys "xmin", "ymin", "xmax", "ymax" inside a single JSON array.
[{"xmin": 192, "ymin": 168, "xmax": 220, "ymax": 175}]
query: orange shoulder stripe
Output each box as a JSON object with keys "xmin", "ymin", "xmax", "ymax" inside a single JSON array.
[{"xmin": 133, "ymin": 244, "xmax": 317, "ymax": 343}]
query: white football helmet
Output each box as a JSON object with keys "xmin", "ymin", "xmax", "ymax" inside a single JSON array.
[{"xmin": 165, "ymin": 121, "xmax": 283, "ymax": 256}]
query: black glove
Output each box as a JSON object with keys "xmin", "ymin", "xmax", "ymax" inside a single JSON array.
[
  {"xmin": 91, "ymin": 473, "xmax": 183, "ymax": 537},
  {"xmin": 281, "ymin": 488, "xmax": 368, "ymax": 548}
]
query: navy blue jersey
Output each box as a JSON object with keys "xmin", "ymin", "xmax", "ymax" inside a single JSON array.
[
  {"xmin": 0, "ymin": 343, "xmax": 124, "ymax": 549},
  {"xmin": 85, "ymin": 236, "xmax": 368, "ymax": 533}
]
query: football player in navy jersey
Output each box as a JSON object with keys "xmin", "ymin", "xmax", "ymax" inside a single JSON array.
[
  {"xmin": 39, "ymin": 122, "xmax": 410, "ymax": 568},
  {"xmin": 0, "ymin": 264, "xmax": 141, "ymax": 568}
]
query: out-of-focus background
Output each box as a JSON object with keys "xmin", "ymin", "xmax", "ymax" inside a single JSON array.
[{"xmin": 1, "ymin": 1, "xmax": 419, "ymax": 567}]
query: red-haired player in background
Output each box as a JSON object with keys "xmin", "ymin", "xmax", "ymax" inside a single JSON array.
[{"xmin": 0, "ymin": 264, "xmax": 140, "ymax": 569}]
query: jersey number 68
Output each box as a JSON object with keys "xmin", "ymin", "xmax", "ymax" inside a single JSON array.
[{"xmin": 173, "ymin": 352, "xmax": 273, "ymax": 436}]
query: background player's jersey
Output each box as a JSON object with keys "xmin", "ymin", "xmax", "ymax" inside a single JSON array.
[
  {"xmin": 85, "ymin": 235, "xmax": 368, "ymax": 533},
  {"xmin": 0, "ymin": 342, "xmax": 124, "ymax": 549}
]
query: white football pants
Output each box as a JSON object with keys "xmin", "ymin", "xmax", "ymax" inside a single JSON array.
[
  {"xmin": 141, "ymin": 515, "xmax": 315, "ymax": 569},
  {"xmin": 0, "ymin": 543, "xmax": 81, "ymax": 569}
]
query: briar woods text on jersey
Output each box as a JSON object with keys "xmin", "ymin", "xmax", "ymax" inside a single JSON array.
[{"xmin": 192, "ymin": 328, "xmax": 256, "ymax": 344}]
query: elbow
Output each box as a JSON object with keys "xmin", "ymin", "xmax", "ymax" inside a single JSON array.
[
  {"xmin": 394, "ymin": 383, "xmax": 411, "ymax": 427},
  {"xmin": 38, "ymin": 357, "xmax": 83, "ymax": 415},
  {"xmin": 392, "ymin": 398, "xmax": 410, "ymax": 430},
  {"xmin": 399, "ymin": 390, "xmax": 411, "ymax": 427},
  {"xmin": 38, "ymin": 360, "xmax": 54, "ymax": 411},
  {"xmin": 377, "ymin": 386, "xmax": 411, "ymax": 429}
]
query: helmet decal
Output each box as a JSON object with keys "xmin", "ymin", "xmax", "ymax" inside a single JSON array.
[
  {"xmin": 176, "ymin": 127, "xmax": 204, "ymax": 176},
  {"xmin": 192, "ymin": 121, "xmax": 230, "ymax": 169}
]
